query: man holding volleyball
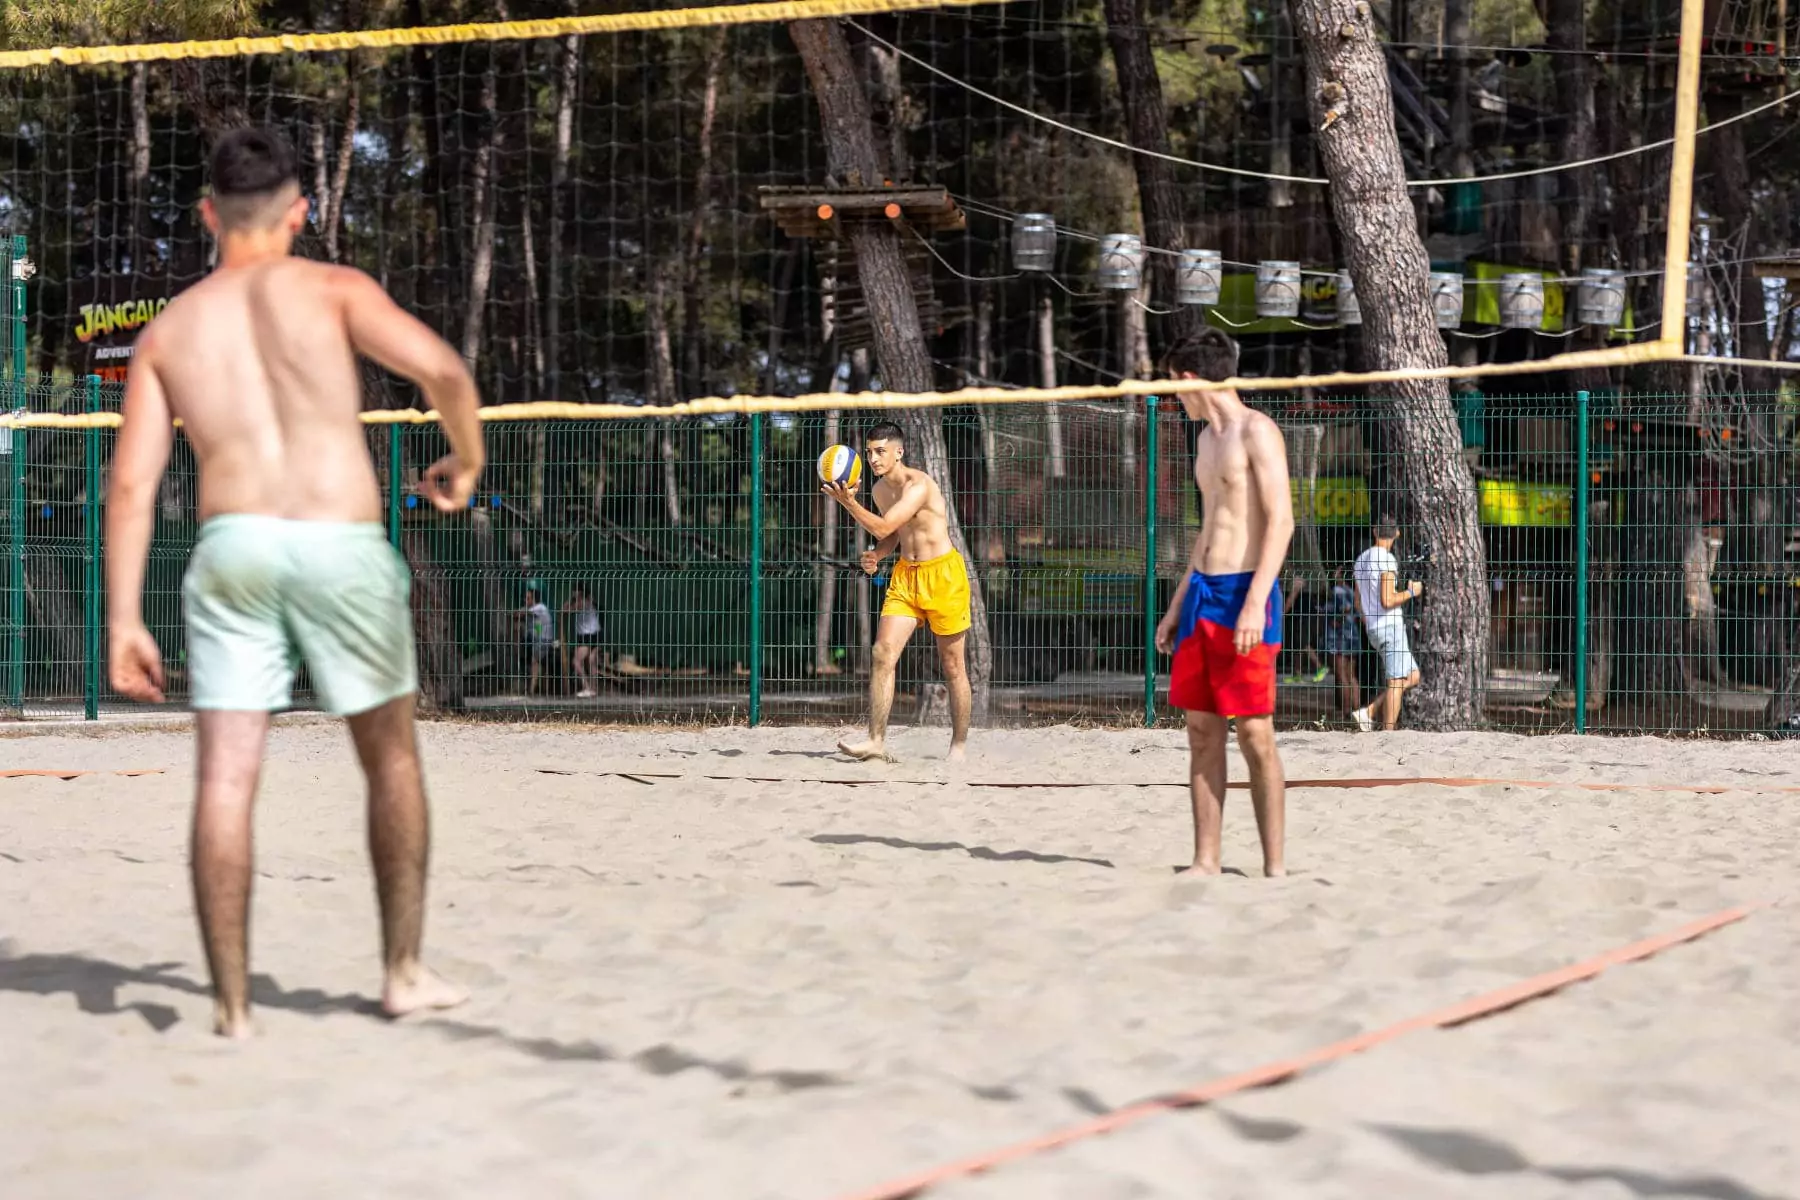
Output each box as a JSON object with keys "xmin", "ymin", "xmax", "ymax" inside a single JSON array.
[
  {"xmin": 1154, "ymin": 329, "xmax": 1292, "ymax": 877},
  {"xmin": 105, "ymin": 127, "xmax": 483, "ymax": 1036},
  {"xmin": 822, "ymin": 421, "xmax": 971, "ymax": 763}
]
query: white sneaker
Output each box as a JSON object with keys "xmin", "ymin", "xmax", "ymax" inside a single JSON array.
[
  {"xmin": 576, "ymin": 688, "xmax": 595, "ymax": 699},
  {"xmin": 1351, "ymin": 706, "xmax": 1373, "ymax": 733}
]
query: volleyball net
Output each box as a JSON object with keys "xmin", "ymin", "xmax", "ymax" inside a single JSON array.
[{"xmin": 2, "ymin": 0, "xmax": 1798, "ymax": 733}]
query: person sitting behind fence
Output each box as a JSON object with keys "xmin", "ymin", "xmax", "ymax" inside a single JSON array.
[
  {"xmin": 563, "ymin": 584, "xmax": 605, "ymax": 698},
  {"xmin": 1351, "ymin": 516, "xmax": 1422, "ymax": 732},
  {"xmin": 1322, "ymin": 564, "xmax": 1363, "ymax": 717},
  {"xmin": 519, "ymin": 587, "xmax": 556, "ymax": 694}
]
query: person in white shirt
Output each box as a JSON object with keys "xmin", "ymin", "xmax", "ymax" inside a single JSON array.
[{"xmin": 1351, "ymin": 517, "xmax": 1422, "ymax": 731}]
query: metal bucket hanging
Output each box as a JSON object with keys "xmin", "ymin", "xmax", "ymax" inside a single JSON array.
[
  {"xmin": 1336, "ymin": 270, "xmax": 1361, "ymax": 325},
  {"xmin": 1686, "ymin": 262, "xmax": 1707, "ymax": 317},
  {"xmin": 1011, "ymin": 213, "xmax": 1057, "ymax": 273},
  {"xmin": 1577, "ymin": 268, "xmax": 1625, "ymax": 327},
  {"xmin": 1176, "ymin": 249, "xmax": 1222, "ymax": 306},
  {"xmin": 1430, "ymin": 272, "xmax": 1465, "ymax": 329},
  {"xmin": 1255, "ymin": 260, "xmax": 1301, "ymax": 318},
  {"xmin": 1498, "ymin": 273, "xmax": 1546, "ymax": 329},
  {"xmin": 1097, "ymin": 233, "xmax": 1144, "ymax": 290}
]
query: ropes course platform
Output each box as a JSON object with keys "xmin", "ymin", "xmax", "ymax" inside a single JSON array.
[{"xmin": 757, "ymin": 185, "xmax": 965, "ymax": 238}]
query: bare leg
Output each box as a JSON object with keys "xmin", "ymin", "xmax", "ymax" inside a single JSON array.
[
  {"xmin": 346, "ymin": 694, "xmax": 467, "ymax": 1018},
  {"xmin": 1335, "ymin": 654, "xmax": 1359, "ymax": 715},
  {"xmin": 192, "ymin": 710, "xmax": 271, "ymax": 1038},
  {"xmin": 936, "ymin": 630, "xmax": 971, "ymax": 762},
  {"xmin": 839, "ymin": 615, "xmax": 917, "ymax": 761},
  {"xmin": 1180, "ymin": 711, "xmax": 1228, "ymax": 874},
  {"xmin": 1236, "ymin": 715, "xmax": 1287, "ymax": 876}
]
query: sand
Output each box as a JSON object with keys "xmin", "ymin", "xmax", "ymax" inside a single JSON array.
[{"xmin": 1, "ymin": 717, "xmax": 1795, "ymax": 1200}]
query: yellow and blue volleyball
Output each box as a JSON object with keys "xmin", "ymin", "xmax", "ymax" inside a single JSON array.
[{"xmin": 816, "ymin": 444, "xmax": 863, "ymax": 487}]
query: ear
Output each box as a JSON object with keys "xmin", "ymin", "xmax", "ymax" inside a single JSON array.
[
  {"xmin": 199, "ymin": 196, "xmax": 221, "ymax": 237},
  {"xmin": 285, "ymin": 194, "xmax": 310, "ymax": 234}
]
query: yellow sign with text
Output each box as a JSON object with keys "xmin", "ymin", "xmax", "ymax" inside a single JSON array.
[{"xmin": 1290, "ymin": 477, "xmax": 1571, "ymax": 528}]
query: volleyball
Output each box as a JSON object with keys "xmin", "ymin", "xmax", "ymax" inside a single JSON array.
[{"xmin": 816, "ymin": 444, "xmax": 862, "ymax": 487}]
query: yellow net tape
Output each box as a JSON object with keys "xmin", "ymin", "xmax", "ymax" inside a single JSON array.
[
  {"xmin": 0, "ymin": 338, "xmax": 1683, "ymax": 430},
  {"xmin": 0, "ymin": 0, "xmax": 1009, "ymax": 69}
]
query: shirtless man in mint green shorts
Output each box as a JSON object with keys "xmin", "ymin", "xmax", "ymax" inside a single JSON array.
[{"xmin": 105, "ymin": 127, "xmax": 485, "ymax": 1038}]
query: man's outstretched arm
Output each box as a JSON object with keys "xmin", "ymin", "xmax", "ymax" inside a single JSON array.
[
  {"xmin": 338, "ymin": 267, "xmax": 485, "ymax": 507},
  {"xmin": 105, "ymin": 342, "xmax": 174, "ymax": 700}
]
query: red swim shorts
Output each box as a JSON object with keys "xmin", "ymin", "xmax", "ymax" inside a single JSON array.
[{"xmin": 1169, "ymin": 571, "xmax": 1283, "ymax": 718}]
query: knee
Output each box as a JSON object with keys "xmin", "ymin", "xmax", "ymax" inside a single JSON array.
[
  {"xmin": 1236, "ymin": 718, "xmax": 1277, "ymax": 759},
  {"xmin": 1185, "ymin": 715, "xmax": 1225, "ymax": 752},
  {"xmin": 871, "ymin": 643, "xmax": 902, "ymax": 673},
  {"xmin": 937, "ymin": 649, "xmax": 967, "ymax": 680},
  {"xmin": 1405, "ymin": 670, "xmax": 1421, "ymax": 689}
]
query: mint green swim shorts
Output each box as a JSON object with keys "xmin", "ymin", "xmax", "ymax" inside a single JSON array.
[{"xmin": 182, "ymin": 515, "xmax": 418, "ymax": 717}]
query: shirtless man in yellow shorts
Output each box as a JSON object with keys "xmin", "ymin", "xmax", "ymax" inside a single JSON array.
[
  {"xmin": 822, "ymin": 420, "xmax": 971, "ymax": 763},
  {"xmin": 105, "ymin": 128, "xmax": 484, "ymax": 1037}
]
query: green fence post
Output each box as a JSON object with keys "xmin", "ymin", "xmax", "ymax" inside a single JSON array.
[
  {"xmin": 84, "ymin": 376, "xmax": 103, "ymax": 720},
  {"xmin": 386, "ymin": 424, "xmax": 403, "ymax": 548},
  {"xmin": 6, "ymin": 234, "xmax": 28, "ymax": 715},
  {"xmin": 748, "ymin": 411, "xmax": 764, "ymax": 726},
  {"xmin": 1143, "ymin": 395, "xmax": 1158, "ymax": 728},
  {"xmin": 1573, "ymin": 389, "xmax": 1590, "ymax": 731}
]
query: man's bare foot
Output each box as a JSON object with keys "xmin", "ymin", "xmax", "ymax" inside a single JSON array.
[
  {"xmin": 381, "ymin": 963, "xmax": 469, "ymax": 1020},
  {"xmin": 1177, "ymin": 860, "xmax": 1223, "ymax": 876},
  {"xmin": 213, "ymin": 1003, "xmax": 254, "ymax": 1040},
  {"xmin": 947, "ymin": 742, "xmax": 967, "ymax": 764},
  {"xmin": 837, "ymin": 739, "xmax": 894, "ymax": 763},
  {"xmin": 1264, "ymin": 863, "xmax": 1288, "ymax": 878}
]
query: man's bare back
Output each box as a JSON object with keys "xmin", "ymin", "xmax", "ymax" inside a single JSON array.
[{"xmin": 140, "ymin": 260, "xmax": 391, "ymax": 522}]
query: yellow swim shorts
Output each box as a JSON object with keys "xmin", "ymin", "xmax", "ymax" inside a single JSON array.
[
  {"xmin": 183, "ymin": 514, "xmax": 417, "ymax": 717},
  {"xmin": 881, "ymin": 549, "xmax": 972, "ymax": 636}
]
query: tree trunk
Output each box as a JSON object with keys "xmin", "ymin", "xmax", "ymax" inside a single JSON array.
[
  {"xmin": 682, "ymin": 30, "xmax": 727, "ymax": 398},
  {"xmin": 323, "ymin": 52, "xmax": 361, "ymax": 264},
  {"xmin": 1290, "ymin": 0, "xmax": 1489, "ymax": 728},
  {"xmin": 1544, "ymin": 0, "xmax": 1595, "ymax": 272},
  {"xmin": 849, "ymin": 350, "xmax": 874, "ymax": 673},
  {"xmin": 973, "ymin": 286, "xmax": 1005, "ymax": 562},
  {"xmin": 788, "ymin": 17, "xmax": 993, "ymax": 716},
  {"xmin": 545, "ymin": 33, "xmax": 579, "ymax": 403},
  {"xmin": 1037, "ymin": 285, "xmax": 1066, "ymax": 479},
  {"xmin": 521, "ymin": 198, "xmax": 547, "ymax": 516},
  {"xmin": 402, "ymin": 528, "xmax": 464, "ymax": 709},
  {"xmin": 460, "ymin": 61, "xmax": 500, "ymax": 367},
  {"xmin": 1102, "ymin": 0, "xmax": 1203, "ymax": 352},
  {"xmin": 645, "ymin": 278, "xmax": 683, "ymax": 527},
  {"xmin": 23, "ymin": 554, "xmax": 82, "ymax": 700},
  {"xmin": 129, "ymin": 64, "xmax": 150, "ymax": 272}
]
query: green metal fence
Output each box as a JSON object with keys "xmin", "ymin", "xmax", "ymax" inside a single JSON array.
[{"xmin": 3, "ymin": 374, "xmax": 1796, "ymax": 734}]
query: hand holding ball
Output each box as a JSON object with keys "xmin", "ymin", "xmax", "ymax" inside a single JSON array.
[{"xmin": 817, "ymin": 444, "xmax": 862, "ymax": 489}]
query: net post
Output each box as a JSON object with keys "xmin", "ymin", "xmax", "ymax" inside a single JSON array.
[
  {"xmin": 1573, "ymin": 390, "xmax": 1590, "ymax": 732},
  {"xmin": 1143, "ymin": 395, "xmax": 1158, "ymax": 728},
  {"xmin": 748, "ymin": 411, "xmax": 764, "ymax": 726},
  {"xmin": 6, "ymin": 234, "xmax": 27, "ymax": 716},
  {"xmin": 386, "ymin": 424, "xmax": 403, "ymax": 548},
  {"xmin": 1658, "ymin": 0, "xmax": 1708, "ymax": 340},
  {"xmin": 84, "ymin": 375, "xmax": 103, "ymax": 721}
]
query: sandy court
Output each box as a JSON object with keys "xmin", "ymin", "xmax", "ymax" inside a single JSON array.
[{"xmin": 1, "ymin": 719, "xmax": 1796, "ymax": 1199}]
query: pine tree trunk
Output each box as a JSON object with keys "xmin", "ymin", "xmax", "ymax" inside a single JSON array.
[
  {"xmin": 1102, "ymin": 0, "xmax": 1203, "ymax": 353},
  {"xmin": 1290, "ymin": 0, "xmax": 1489, "ymax": 728},
  {"xmin": 1544, "ymin": 0, "xmax": 1595, "ymax": 271},
  {"xmin": 682, "ymin": 30, "xmax": 727, "ymax": 398},
  {"xmin": 788, "ymin": 17, "xmax": 994, "ymax": 716},
  {"xmin": 402, "ymin": 529, "xmax": 464, "ymax": 709},
  {"xmin": 545, "ymin": 33, "xmax": 579, "ymax": 402},
  {"xmin": 1037, "ymin": 286, "xmax": 1066, "ymax": 479},
  {"xmin": 323, "ymin": 51, "xmax": 361, "ymax": 264},
  {"xmin": 460, "ymin": 61, "xmax": 500, "ymax": 367},
  {"xmin": 23, "ymin": 554, "xmax": 82, "ymax": 700}
]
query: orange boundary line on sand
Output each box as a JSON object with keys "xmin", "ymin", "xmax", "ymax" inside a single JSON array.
[
  {"xmin": 0, "ymin": 769, "xmax": 164, "ymax": 779},
  {"xmin": 830, "ymin": 901, "xmax": 1768, "ymax": 1200},
  {"xmin": 544, "ymin": 769, "xmax": 1798, "ymax": 795}
]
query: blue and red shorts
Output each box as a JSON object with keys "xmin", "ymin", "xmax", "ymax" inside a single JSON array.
[{"xmin": 1170, "ymin": 571, "xmax": 1283, "ymax": 717}]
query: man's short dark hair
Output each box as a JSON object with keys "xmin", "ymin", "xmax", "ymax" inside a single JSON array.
[
  {"xmin": 864, "ymin": 421, "xmax": 905, "ymax": 446},
  {"xmin": 1161, "ymin": 328, "xmax": 1239, "ymax": 382},
  {"xmin": 208, "ymin": 127, "xmax": 300, "ymax": 227},
  {"xmin": 1373, "ymin": 515, "xmax": 1400, "ymax": 541}
]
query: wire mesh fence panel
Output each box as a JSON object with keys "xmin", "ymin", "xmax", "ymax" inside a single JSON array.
[{"xmin": 4, "ymin": 388, "xmax": 1796, "ymax": 734}]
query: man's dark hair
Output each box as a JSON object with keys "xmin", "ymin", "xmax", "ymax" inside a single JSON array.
[
  {"xmin": 1373, "ymin": 515, "xmax": 1400, "ymax": 541},
  {"xmin": 864, "ymin": 421, "xmax": 905, "ymax": 446},
  {"xmin": 208, "ymin": 127, "xmax": 300, "ymax": 227},
  {"xmin": 1161, "ymin": 328, "xmax": 1239, "ymax": 382}
]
